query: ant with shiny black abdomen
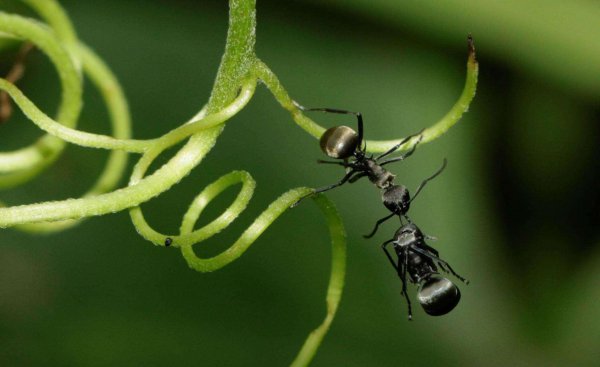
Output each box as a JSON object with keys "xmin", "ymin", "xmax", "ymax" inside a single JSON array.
[
  {"xmin": 291, "ymin": 101, "xmax": 422, "ymax": 202},
  {"xmin": 291, "ymin": 102, "xmax": 423, "ymax": 206},
  {"xmin": 381, "ymin": 222, "xmax": 468, "ymax": 320},
  {"xmin": 292, "ymin": 102, "xmax": 446, "ymax": 237}
]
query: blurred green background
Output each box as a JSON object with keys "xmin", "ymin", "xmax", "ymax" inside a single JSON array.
[{"xmin": 1, "ymin": 0, "xmax": 599, "ymax": 366}]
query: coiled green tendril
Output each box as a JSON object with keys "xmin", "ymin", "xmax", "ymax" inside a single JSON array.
[{"xmin": 0, "ymin": 0, "xmax": 477, "ymax": 365}]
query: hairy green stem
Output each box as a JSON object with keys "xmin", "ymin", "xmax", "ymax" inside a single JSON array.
[
  {"xmin": 11, "ymin": 44, "xmax": 132, "ymax": 233},
  {"xmin": 290, "ymin": 195, "xmax": 346, "ymax": 367},
  {"xmin": 19, "ymin": 0, "xmax": 78, "ymax": 48},
  {"xmin": 0, "ymin": 12, "xmax": 81, "ymax": 175},
  {"xmin": 0, "ymin": 77, "xmax": 256, "ymax": 153},
  {"xmin": 207, "ymin": 0, "xmax": 256, "ymax": 112},
  {"xmin": 0, "ymin": 80, "xmax": 256, "ymax": 227},
  {"xmin": 0, "ymin": 0, "xmax": 258, "ymax": 226}
]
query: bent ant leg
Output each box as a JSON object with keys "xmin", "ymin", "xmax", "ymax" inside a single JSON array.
[
  {"xmin": 408, "ymin": 245, "xmax": 469, "ymax": 284},
  {"xmin": 348, "ymin": 172, "xmax": 367, "ymax": 183},
  {"xmin": 401, "ymin": 251, "xmax": 412, "ymax": 320},
  {"xmin": 420, "ymin": 242, "xmax": 439, "ymax": 257},
  {"xmin": 408, "ymin": 158, "xmax": 447, "ymax": 205},
  {"xmin": 419, "ymin": 235, "xmax": 444, "ymax": 270},
  {"xmin": 376, "ymin": 130, "xmax": 424, "ymax": 162},
  {"xmin": 293, "ymin": 101, "xmax": 364, "ymax": 148},
  {"xmin": 364, "ymin": 212, "xmax": 396, "ymax": 238},
  {"xmin": 383, "ymin": 241, "xmax": 412, "ymax": 319},
  {"xmin": 381, "ymin": 240, "xmax": 399, "ymax": 272},
  {"xmin": 291, "ymin": 169, "xmax": 357, "ymax": 207},
  {"xmin": 316, "ymin": 159, "xmax": 346, "ymax": 165}
]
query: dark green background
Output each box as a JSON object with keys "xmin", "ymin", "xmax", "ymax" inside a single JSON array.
[{"xmin": 1, "ymin": 1, "xmax": 599, "ymax": 366}]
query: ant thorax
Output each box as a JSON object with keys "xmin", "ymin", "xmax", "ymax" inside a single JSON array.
[
  {"xmin": 364, "ymin": 159, "xmax": 395, "ymax": 189},
  {"xmin": 406, "ymin": 251, "xmax": 438, "ymax": 284}
]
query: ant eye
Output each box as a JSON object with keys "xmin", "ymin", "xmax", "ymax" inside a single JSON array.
[
  {"xmin": 417, "ymin": 275, "xmax": 461, "ymax": 316},
  {"xmin": 319, "ymin": 126, "xmax": 359, "ymax": 159}
]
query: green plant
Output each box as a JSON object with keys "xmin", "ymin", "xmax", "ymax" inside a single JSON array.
[{"xmin": 0, "ymin": 0, "xmax": 477, "ymax": 365}]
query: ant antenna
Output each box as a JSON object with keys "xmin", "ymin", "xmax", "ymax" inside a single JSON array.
[
  {"xmin": 408, "ymin": 158, "xmax": 447, "ymax": 205},
  {"xmin": 363, "ymin": 212, "xmax": 396, "ymax": 238},
  {"xmin": 293, "ymin": 100, "xmax": 364, "ymax": 147}
]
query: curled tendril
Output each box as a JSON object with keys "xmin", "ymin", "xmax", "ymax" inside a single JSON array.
[
  {"xmin": 0, "ymin": 11, "xmax": 81, "ymax": 186},
  {"xmin": 0, "ymin": 0, "xmax": 477, "ymax": 365},
  {"xmin": 254, "ymin": 37, "xmax": 478, "ymax": 154}
]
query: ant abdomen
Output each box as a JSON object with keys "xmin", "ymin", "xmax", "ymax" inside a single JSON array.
[
  {"xmin": 319, "ymin": 125, "xmax": 359, "ymax": 159},
  {"xmin": 417, "ymin": 275, "xmax": 461, "ymax": 316}
]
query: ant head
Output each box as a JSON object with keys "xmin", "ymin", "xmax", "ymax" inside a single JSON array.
[
  {"xmin": 319, "ymin": 126, "xmax": 360, "ymax": 159},
  {"xmin": 417, "ymin": 275, "xmax": 461, "ymax": 316},
  {"xmin": 394, "ymin": 223, "xmax": 424, "ymax": 244},
  {"xmin": 382, "ymin": 185, "xmax": 410, "ymax": 215}
]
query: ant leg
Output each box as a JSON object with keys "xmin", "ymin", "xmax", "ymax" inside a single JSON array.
[
  {"xmin": 291, "ymin": 169, "xmax": 357, "ymax": 207},
  {"xmin": 408, "ymin": 245, "xmax": 469, "ymax": 284},
  {"xmin": 418, "ymin": 237, "xmax": 447, "ymax": 272},
  {"xmin": 420, "ymin": 242, "xmax": 439, "ymax": 257},
  {"xmin": 317, "ymin": 159, "xmax": 346, "ymax": 166},
  {"xmin": 439, "ymin": 261, "xmax": 468, "ymax": 284},
  {"xmin": 437, "ymin": 262, "xmax": 449, "ymax": 273},
  {"xmin": 293, "ymin": 101, "xmax": 364, "ymax": 151},
  {"xmin": 312, "ymin": 170, "xmax": 357, "ymax": 194},
  {"xmin": 408, "ymin": 158, "xmax": 447, "ymax": 204},
  {"xmin": 384, "ymin": 243, "xmax": 412, "ymax": 319},
  {"xmin": 349, "ymin": 172, "xmax": 367, "ymax": 183},
  {"xmin": 420, "ymin": 243, "xmax": 446, "ymax": 274},
  {"xmin": 413, "ymin": 238, "xmax": 447, "ymax": 273},
  {"xmin": 376, "ymin": 130, "xmax": 423, "ymax": 161},
  {"xmin": 402, "ymin": 289, "xmax": 413, "ymax": 321},
  {"xmin": 375, "ymin": 135, "xmax": 413, "ymax": 160},
  {"xmin": 378, "ymin": 141, "xmax": 421, "ymax": 166},
  {"xmin": 364, "ymin": 212, "xmax": 396, "ymax": 238},
  {"xmin": 381, "ymin": 240, "xmax": 399, "ymax": 272},
  {"xmin": 401, "ymin": 250, "xmax": 412, "ymax": 320}
]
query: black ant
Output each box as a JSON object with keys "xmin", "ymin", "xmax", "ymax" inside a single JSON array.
[
  {"xmin": 363, "ymin": 158, "xmax": 447, "ymax": 239},
  {"xmin": 291, "ymin": 102, "xmax": 423, "ymax": 206},
  {"xmin": 381, "ymin": 223, "xmax": 468, "ymax": 320}
]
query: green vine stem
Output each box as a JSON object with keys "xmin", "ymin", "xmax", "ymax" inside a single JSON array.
[
  {"xmin": 7, "ymin": 44, "xmax": 131, "ymax": 233},
  {"xmin": 0, "ymin": 11, "xmax": 81, "ymax": 185},
  {"xmin": 253, "ymin": 38, "xmax": 478, "ymax": 154},
  {"xmin": 0, "ymin": 0, "xmax": 477, "ymax": 365},
  {"xmin": 291, "ymin": 194, "xmax": 346, "ymax": 367},
  {"xmin": 0, "ymin": 0, "xmax": 83, "ymax": 191}
]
